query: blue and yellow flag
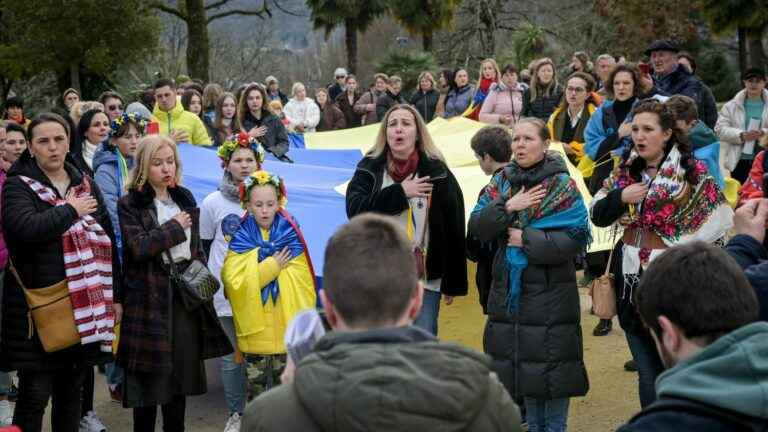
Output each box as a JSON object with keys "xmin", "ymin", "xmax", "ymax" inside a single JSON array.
[{"xmin": 221, "ymin": 210, "xmax": 317, "ymax": 355}]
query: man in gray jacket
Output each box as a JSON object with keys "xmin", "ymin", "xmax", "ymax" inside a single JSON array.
[{"xmin": 243, "ymin": 214, "xmax": 522, "ymax": 432}]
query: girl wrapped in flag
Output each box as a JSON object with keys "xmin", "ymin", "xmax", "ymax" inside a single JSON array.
[{"xmin": 221, "ymin": 170, "xmax": 316, "ymax": 355}]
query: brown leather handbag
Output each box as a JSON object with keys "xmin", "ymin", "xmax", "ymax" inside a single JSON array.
[
  {"xmin": 10, "ymin": 262, "xmax": 80, "ymax": 352},
  {"xmin": 589, "ymin": 229, "xmax": 618, "ymax": 320}
]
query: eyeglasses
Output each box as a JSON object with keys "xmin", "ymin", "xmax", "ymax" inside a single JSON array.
[
  {"xmin": 336, "ymin": 76, "xmax": 346, "ymax": 79},
  {"xmin": 566, "ymin": 86, "xmax": 586, "ymax": 94},
  {"xmin": 108, "ymin": 104, "xmax": 123, "ymax": 111}
]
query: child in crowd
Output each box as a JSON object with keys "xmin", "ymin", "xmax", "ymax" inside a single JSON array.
[
  {"xmin": 201, "ymin": 132, "xmax": 265, "ymax": 431},
  {"xmin": 221, "ymin": 170, "xmax": 316, "ymax": 390},
  {"xmin": 268, "ymin": 100, "xmax": 290, "ymax": 127},
  {"xmin": 466, "ymin": 125, "xmax": 513, "ymax": 313}
]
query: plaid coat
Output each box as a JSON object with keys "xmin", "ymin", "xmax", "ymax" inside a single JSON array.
[{"xmin": 117, "ymin": 185, "xmax": 232, "ymax": 374}]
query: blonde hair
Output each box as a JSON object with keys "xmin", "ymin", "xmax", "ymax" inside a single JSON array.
[
  {"xmin": 268, "ymin": 100, "xmax": 284, "ymax": 112},
  {"xmin": 477, "ymin": 58, "xmax": 501, "ymax": 83},
  {"xmin": 530, "ymin": 58, "xmax": 558, "ymax": 101},
  {"xmin": 417, "ymin": 71, "xmax": 436, "ymax": 89},
  {"xmin": 128, "ymin": 135, "xmax": 182, "ymax": 190},
  {"xmin": 366, "ymin": 104, "xmax": 445, "ymax": 162},
  {"xmin": 291, "ymin": 82, "xmax": 306, "ymax": 97},
  {"xmin": 69, "ymin": 101, "xmax": 105, "ymax": 125},
  {"xmin": 373, "ymin": 73, "xmax": 389, "ymax": 83}
]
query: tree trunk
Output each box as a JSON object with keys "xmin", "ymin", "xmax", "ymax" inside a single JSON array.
[
  {"xmin": 423, "ymin": 31, "xmax": 433, "ymax": 52},
  {"xmin": 69, "ymin": 62, "xmax": 81, "ymax": 93},
  {"xmin": 345, "ymin": 18, "xmax": 357, "ymax": 74},
  {"xmin": 747, "ymin": 26, "xmax": 766, "ymax": 70},
  {"xmin": 738, "ymin": 26, "xmax": 748, "ymax": 74},
  {"xmin": 185, "ymin": 0, "xmax": 210, "ymax": 81}
]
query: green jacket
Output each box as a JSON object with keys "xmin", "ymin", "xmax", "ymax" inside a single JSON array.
[
  {"xmin": 657, "ymin": 321, "xmax": 768, "ymax": 418},
  {"xmin": 243, "ymin": 326, "xmax": 522, "ymax": 432},
  {"xmin": 152, "ymin": 99, "xmax": 211, "ymax": 146},
  {"xmin": 619, "ymin": 322, "xmax": 768, "ymax": 431}
]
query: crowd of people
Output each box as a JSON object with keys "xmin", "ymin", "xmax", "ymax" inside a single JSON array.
[{"xmin": 0, "ymin": 37, "xmax": 766, "ymax": 432}]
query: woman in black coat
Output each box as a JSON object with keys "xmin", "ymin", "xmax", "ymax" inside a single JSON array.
[
  {"xmin": 71, "ymin": 108, "xmax": 111, "ymax": 177},
  {"xmin": 1, "ymin": 113, "xmax": 119, "ymax": 432},
  {"xmin": 335, "ymin": 75, "xmax": 362, "ymax": 128},
  {"xmin": 523, "ymin": 58, "xmax": 564, "ymax": 120},
  {"xmin": 469, "ymin": 118, "xmax": 590, "ymax": 432},
  {"xmin": 410, "ymin": 71, "xmax": 440, "ymax": 123},
  {"xmin": 117, "ymin": 135, "xmax": 231, "ymax": 431},
  {"xmin": 345, "ymin": 104, "xmax": 467, "ymax": 336},
  {"xmin": 237, "ymin": 83, "xmax": 290, "ymax": 161}
]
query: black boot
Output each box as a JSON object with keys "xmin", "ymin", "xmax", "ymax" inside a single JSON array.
[
  {"xmin": 624, "ymin": 359, "xmax": 638, "ymax": 372},
  {"xmin": 592, "ymin": 318, "xmax": 612, "ymax": 336}
]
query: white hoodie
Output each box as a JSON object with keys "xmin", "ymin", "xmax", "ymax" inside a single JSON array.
[{"xmin": 284, "ymin": 98, "xmax": 320, "ymax": 133}]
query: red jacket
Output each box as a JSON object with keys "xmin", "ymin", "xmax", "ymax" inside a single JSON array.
[{"xmin": 738, "ymin": 150, "xmax": 766, "ymax": 206}]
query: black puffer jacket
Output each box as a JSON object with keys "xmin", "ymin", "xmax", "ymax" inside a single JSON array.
[
  {"xmin": 241, "ymin": 112, "xmax": 289, "ymax": 158},
  {"xmin": 1, "ymin": 151, "xmax": 118, "ymax": 372},
  {"xmin": 522, "ymin": 85, "xmax": 563, "ymax": 120},
  {"xmin": 469, "ymin": 154, "xmax": 589, "ymax": 400},
  {"xmin": 346, "ymin": 151, "xmax": 468, "ymax": 296},
  {"xmin": 410, "ymin": 89, "xmax": 440, "ymax": 123}
]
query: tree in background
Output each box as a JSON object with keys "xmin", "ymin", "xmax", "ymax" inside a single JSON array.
[
  {"xmin": 389, "ymin": 0, "xmax": 462, "ymax": 52},
  {"xmin": 699, "ymin": 0, "xmax": 767, "ymax": 72},
  {"xmin": 593, "ymin": 0, "xmax": 700, "ymax": 59},
  {"xmin": 510, "ymin": 22, "xmax": 546, "ymax": 72},
  {"xmin": 306, "ymin": 0, "xmax": 389, "ymax": 74},
  {"xmin": 151, "ymin": 0, "xmax": 281, "ymax": 81},
  {"xmin": 376, "ymin": 51, "xmax": 438, "ymax": 91},
  {"xmin": 0, "ymin": 0, "xmax": 160, "ymax": 101}
]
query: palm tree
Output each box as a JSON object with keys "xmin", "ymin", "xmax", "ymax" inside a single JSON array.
[
  {"xmin": 306, "ymin": 0, "xmax": 389, "ymax": 74},
  {"xmin": 389, "ymin": 0, "xmax": 461, "ymax": 52},
  {"xmin": 699, "ymin": 0, "xmax": 768, "ymax": 71}
]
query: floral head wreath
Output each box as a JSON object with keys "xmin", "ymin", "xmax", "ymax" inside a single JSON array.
[
  {"xmin": 239, "ymin": 170, "xmax": 287, "ymax": 209},
  {"xmin": 109, "ymin": 112, "xmax": 147, "ymax": 137},
  {"xmin": 217, "ymin": 131, "xmax": 266, "ymax": 168}
]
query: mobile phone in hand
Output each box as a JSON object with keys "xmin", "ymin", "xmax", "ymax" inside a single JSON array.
[{"xmin": 639, "ymin": 63, "xmax": 651, "ymax": 75}]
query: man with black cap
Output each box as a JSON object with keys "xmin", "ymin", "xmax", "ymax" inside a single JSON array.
[
  {"xmin": 646, "ymin": 40, "xmax": 715, "ymax": 128},
  {"xmin": 715, "ymin": 67, "xmax": 768, "ymax": 182}
]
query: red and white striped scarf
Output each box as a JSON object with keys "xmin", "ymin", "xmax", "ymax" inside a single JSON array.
[{"xmin": 20, "ymin": 175, "xmax": 115, "ymax": 352}]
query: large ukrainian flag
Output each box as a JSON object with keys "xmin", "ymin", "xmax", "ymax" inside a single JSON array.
[{"xmin": 221, "ymin": 210, "xmax": 317, "ymax": 354}]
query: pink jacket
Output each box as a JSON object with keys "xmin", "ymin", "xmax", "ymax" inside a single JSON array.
[{"xmin": 479, "ymin": 82, "xmax": 525, "ymax": 126}]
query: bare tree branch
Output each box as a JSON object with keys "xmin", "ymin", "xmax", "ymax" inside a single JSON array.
[
  {"xmin": 272, "ymin": 0, "xmax": 307, "ymax": 17},
  {"xmin": 204, "ymin": 0, "xmax": 231, "ymax": 10},
  {"xmin": 207, "ymin": 7, "xmax": 272, "ymax": 23},
  {"xmin": 149, "ymin": 1, "xmax": 187, "ymax": 21}
]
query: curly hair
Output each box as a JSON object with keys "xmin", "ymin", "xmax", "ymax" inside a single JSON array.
[{"xmin": 625, "ymin": 99, "xmax": 697, "ymax": 184}]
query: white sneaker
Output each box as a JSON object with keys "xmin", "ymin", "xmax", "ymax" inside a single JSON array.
[
  {"xmin": 79, "ymin": 410, "xmax": 107, "ymax": 432},
  {"xmin": 223, "ymin": 413, "xmax": 241, "ymax": 432},
  {"xmin": 0, "ymin": 400, "xmax": 12, "ymax": 425}
]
